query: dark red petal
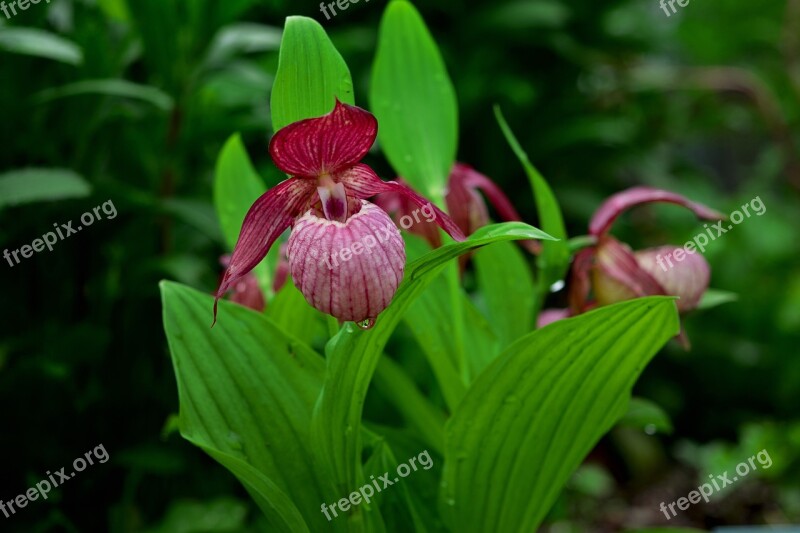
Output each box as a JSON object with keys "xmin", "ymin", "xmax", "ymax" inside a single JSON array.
[
  {"xmin": 568, "ymin": 248, "xmax": 596, "ymax": 313},
  {"xmin": 589, "ymin": 186, "xmax": 726, "ymax": 236},
  {"xmin": 450, "ymin": 163, "xmax": 541, "ymax": 253},
  {"xmin": 592, "ymin": 237, "xmax": 666, "ymax": 306},
  {"xmin": 337, "ymin": 163, "xmax": 466, "ymax": 242},
  {"xmin": 213, "ymin": 177, "xmax": 316, "ymax": 323},
  {"xmin": 268, "ymin": 100, "xmax": 378, "ymax": 177},
  {"xmin": 374, "ymin": 178, "xmax": 443, "ymax": 248}
]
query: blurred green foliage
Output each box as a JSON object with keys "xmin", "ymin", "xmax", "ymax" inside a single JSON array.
[{"xmin": 1, "ymin": 0, "xmax": 797, "ymax": 530}]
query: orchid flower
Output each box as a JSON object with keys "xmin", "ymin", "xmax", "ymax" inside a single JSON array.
[
  {"xmin": 376, "ymin": 163, "xmax": 539, "ymax": 252},
  {"xmin": 214, "ymin": 100, "xmax": 465, "ymax": 324},
  {"xmin": 539, "ymin": 187, "xmax": 725, "ymax": 336},
  {"xmin": 219, "ymin": 255, "xmax": 265, "ymax": 312}
]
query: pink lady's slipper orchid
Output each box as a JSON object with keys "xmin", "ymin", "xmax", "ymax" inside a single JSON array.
[
  {"xmin": 214, "ymin": 100, "xmax": 465, "ymax": 324},
  {"xmin": 377, "ymin": 163, "xmax": 539, "ymax": 252},
  {"xmin": 566, "ymin": 187, "xmax": 725, "ymax": 320}
]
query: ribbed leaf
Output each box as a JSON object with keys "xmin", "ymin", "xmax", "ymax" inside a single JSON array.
[
  {"xmin": 370, "ymin": 0, "xmax": 458, "ymax": 202},
  {"xmin": 442, "ymin": 297, "xmax": 680, "ymax": 532},
  {"xmin": 270, "ymin": 16, "xmax": 354, "ymax": 132},
  {"xmin": 160, "ymin": 281, "xmax": 333, "ymax": 532},
  {"xmin": 473, "ymin": 240, "xmax": 535, "ymax": 348},
  {"xmin": 494, "ymin": 106, "xmax": 570, "ymax": 306},
  {"xmin": 310, "ymin": 222, "xmax": 556, "ymax": 525}
]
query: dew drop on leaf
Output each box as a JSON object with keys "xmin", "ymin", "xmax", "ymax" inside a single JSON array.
[{"xmin": 356, "ymin": 318, "xmax": 376, "ymax": 330}]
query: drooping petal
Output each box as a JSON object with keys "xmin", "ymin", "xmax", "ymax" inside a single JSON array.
[
  {"xmin": 635, "ymin": 245, "xmax": 710, "ymax": 312},
  {"xmin": 592, "ymin": 237, "xmax": 666, "ymax": 306},
  {"xmin": 269, "ymin": 100, "xmax": 378, "ymax": 177},
  {"xmin": 589, "ymin": 186, "xmax": 726, "ymax": 236},
  {"xmin": 214, "ymin": 177, "xmax": 316, "ymax": 322},
  {"xmin": 567, "ymin": 247, "xmax": 596, "ymax": 313},
  {"xmin": 337, "ymin": 163, "xmax": 466, "ymax": 242},
  {"xmin": 287, "ymin": 200, "xmax": 405, "ymax": 322},
  {"xmin": 373, "ymin": 178, "xmax": 444, "ymax": 248},
  {"xmin": 448, "ymin": 163, "xmax": 540, "ymax": 253},
  {"xmin": 219, "ymin": 255, "xmax": 266, "ymax": 311}
]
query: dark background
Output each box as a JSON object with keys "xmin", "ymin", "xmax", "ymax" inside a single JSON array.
[{"xmin": 1, "ymin": 0, "xmax": 798, "ymax": 530}]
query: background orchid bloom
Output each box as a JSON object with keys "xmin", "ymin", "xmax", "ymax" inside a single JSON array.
[
  {"xmin": 218, "ymin": 255, "xmax": 265, "ymax": 312},
  {"xmin": 567, "ymin": 187, "xmax": 725, "ymax": 316},
  {"xmin": 214, "ymin": 100, "xmax": 464, "ymax": 324},
  {"xmin": 376, "ymin": 163, "xmax": 539, "ymax": 252}
]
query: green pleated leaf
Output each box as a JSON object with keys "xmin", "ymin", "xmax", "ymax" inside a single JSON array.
[
  {"xmin": 494, "ymin": 106, "xmax": 570, "ymax": 306},
  {"xmin": 0, "ymin": 27, "xmax": 83, "ymax": 65},
  {"xmin": 373, "ymin": 356, "xmax": 447, "ymax": 455},
  {"xmin": 310, "ymin": 222, "xmax": 556, "ymax": 523},
  {"xmin": 270, "ymin": 16, "xmax": 354, "ymax": 132},
  {"xmin": 442, "ymin": 297, "xmax": 680, "ymax": 532},
  {"xmin": 370, "ymin": 0, "xmax": 458, "ymax": 202},
  {"xmin": 160, "ymin": 281, "xmax": 335, "ymax": 533},
  {"xmin": 266, "ymin": 277, "xmax": 329, "ymax": 348},
  {"xmin": 0, "ymin": 168, "xmax": 91, "ymax": 209},
  {"xmin": 474, "ymin": 240, "xmax": 535, "ymax": 348}
]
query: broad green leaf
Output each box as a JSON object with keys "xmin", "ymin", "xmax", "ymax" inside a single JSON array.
[
  {"xmin": 474, "ymin": 240, "xmax": 535, "ymax": 348},
  {"xmin": 160, "ymin": 281, "xmax": 334, "ymax": 533},
  {"xmin": 442, "ymin": 297, "xmax": 680, "ymax": 532},
  {"xmin": 270, "ymin": 16, "xmax": 354, "ymax": 132},
  {"xmin": 619, "ymin": 397, "xmax": 673, "ymax": 434},
  {"xmin": 0, "ymin": 28, "xmax": 83, "ymax": 65},
  {"xmin": 361, "ymin": 431, "xmax": 427, "ymax": 533},
  {"xmin": 494, "ymin": 106, "xmax": 570, "ymax": 305},
  {"xmin": 370, "ymin": 0, "xmax": 458, "ymax": 202},
  {"xmin": 0, "ymin": 168, "xmax": 91, "ymax": 209},
  {"xmin": 34, "ymin": 79, "xmax": 174, "ymax": 111},
  {"xmin": 373, "ymin": 356, "xmax": 447, "ymax": 455},
  {"xmin": 266, "ymin": 277, "xmax": 329, "ymax": 348},
  {"xmin": 311, "ymin": 222, "xmax": 556, "ymax": 520}
]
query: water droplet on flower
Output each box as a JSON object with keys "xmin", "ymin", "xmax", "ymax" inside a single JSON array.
[
  {"xmin": 550, "ymin": 279, "xmax": 566, "ymax": 292},
  {"xmin": 356, "ymin": 318, "xmax": 376, "ymax": 330}
]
